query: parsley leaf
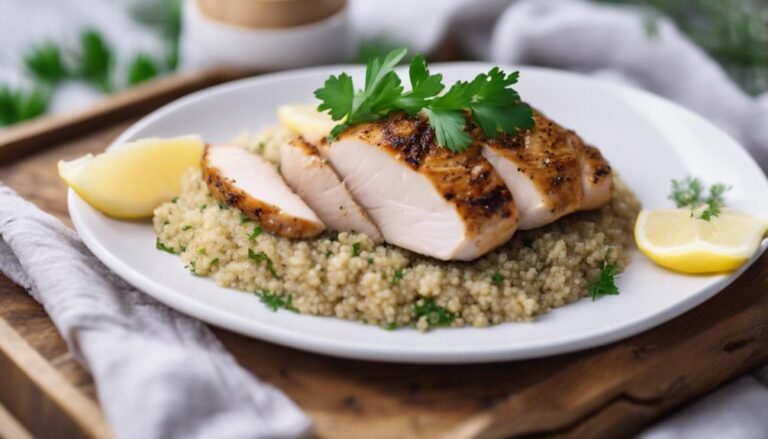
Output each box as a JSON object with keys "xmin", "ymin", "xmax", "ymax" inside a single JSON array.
[
  {"xmin": 248, "ymin": 226, "xmax": 263, "ymax": 241},
  {"xmin": 352, "ymin": 242, "xmax": 362, "ymax": 256},
  {"xmin": 589, "ymin": 261, "xmax": 620, "ymax": 301},
  {"xmin": 155, "ymin": 238, "xmax": 175, "ymax": 254},
  {"xmin": 314, "ymin": 48, "xmax": 533, "ymax": 152},
  {"xmin": 255, "ymin": 290, "xmax": 297, "ymax": 312},
  {"xmin": 248, "ymin": 249, "xmax": 278, "ymax": 278},
  {"xmin": 414, "ymin": 298, "xmax": 455, "ymax": 327},
  {"xmin": 491, "ymin": 271, "xmax": 504, "ymax": 286}
]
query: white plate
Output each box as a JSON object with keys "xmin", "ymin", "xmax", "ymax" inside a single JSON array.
[{"xmin": 69, "ymin": 63, "xmax": 768, "ymax": 364}]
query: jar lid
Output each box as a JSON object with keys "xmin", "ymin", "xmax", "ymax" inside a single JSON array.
[{"xmin": 198, "ymin": 0, "xmax": 347, "ymax": 28}]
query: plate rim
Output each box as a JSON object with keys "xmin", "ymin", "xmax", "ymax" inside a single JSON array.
[{"xmin": 69, "ymin": 63, "xmax": 768, "ymax": 364}]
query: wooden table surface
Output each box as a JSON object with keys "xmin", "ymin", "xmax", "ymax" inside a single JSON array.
[{"xmin": 1, "ymin": 71, "xmax": 767, "ymax": 439}]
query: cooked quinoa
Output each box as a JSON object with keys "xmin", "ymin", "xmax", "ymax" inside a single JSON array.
[{"xmin": 154, "ymin": 130, "xmax": 641, "ymax": 331}]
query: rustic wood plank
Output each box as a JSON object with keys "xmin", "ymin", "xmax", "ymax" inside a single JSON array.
[
  {"xmin": 0, "ymin": 70, "xmax": 767, "ymax": 439},
  {"xmin": 0, "ymin": 402, "xmax": 33, "ymax": 439}
]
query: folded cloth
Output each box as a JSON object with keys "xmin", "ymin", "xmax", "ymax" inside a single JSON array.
[{"xmin": 0, "ymin": 185, "xmax": 312, "ymax": 439}]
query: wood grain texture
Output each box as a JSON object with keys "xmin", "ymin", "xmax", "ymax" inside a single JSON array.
[{"xmin": 1, "ymin": 72, "xmax": 767, "ymax": 439}]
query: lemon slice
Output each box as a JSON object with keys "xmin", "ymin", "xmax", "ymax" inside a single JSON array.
[
  {"xmin": 59, "ymin": 135, "xmax": 204, "ymax": 219},
  {"xmin": 277, "ymin": 103, "xmax": 335, "ymax": 143},
  {"xmin": 635, "ymin": 209, "xmax": 768, "ymax": 274}
]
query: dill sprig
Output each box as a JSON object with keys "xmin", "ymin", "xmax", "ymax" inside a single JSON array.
[{"xmin": 669, "ymin": 176, "xmax": 730, "ymax": 221}]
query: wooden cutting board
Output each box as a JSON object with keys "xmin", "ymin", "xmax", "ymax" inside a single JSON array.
[{"xmin": 1, "ymin": 69, "xmax": 767, "ymax": 439}]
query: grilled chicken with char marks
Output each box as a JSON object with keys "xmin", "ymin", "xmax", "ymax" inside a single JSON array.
[
  {"xmin": 480, "ymin": 111, "xmax": 612, "ymax": 229},
  {"xmin": 280, "ymin": 137, "xmax": 383, "ymax": 242},
  {"xmin": 327, "ymin": 114, "xmax": 519, "ymax": 261},
  {"xmin": 202, "ymin": 144, "xmax": 325, "ymax": 238}
]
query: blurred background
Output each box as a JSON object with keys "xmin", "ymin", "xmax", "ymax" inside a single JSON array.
[{"xmin": 1, "ymin": 0, "xmax": 766, "ymax": 127}]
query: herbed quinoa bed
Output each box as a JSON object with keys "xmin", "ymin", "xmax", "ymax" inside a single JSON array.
[{"xmin": 153, "ymin": 131, "xmax": 641, "ymax": 331}]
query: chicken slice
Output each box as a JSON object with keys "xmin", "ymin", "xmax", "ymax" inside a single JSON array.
[
  {"xmin": 573, "ymin": 138, "xmax": 613, "ymax": 210},
  {"xmin": 280, "ymin": 137, "xmax": 383, "ymax": 242},
  {"xmin": 328, "ymin": 114, "xmax": 518, "ymax": 261},
  {"xmin": 481, "ymin": 111, "xmax": 590, "ymax": 229},
  {"xmin": 202, "ymin": 144, "xmax": 324, "ymax": 238}
]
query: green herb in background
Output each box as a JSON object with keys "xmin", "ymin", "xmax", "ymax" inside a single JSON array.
[
  {"xmin": 598, "ymin": 0, "xmax": 768, "ymax": 94},
  {"xmin": 413, "ymin": 298, "xmax": 455, "ymax": 327},
  {"xmin": 669, "ymin": 176, "xmax": 730, "ymax": 221},
  {"xmin": 127, "ymin": 53, "xmax": 160, "ymax": 86},
  {"xmin": 255, "ymin": 290, "xmax": 298, "ymax": 312},
  {"xmin": 352, "ymin": 242, "xmax": 361, "ymax": 256},
  {"xmin": 23, "ymin": 42, "xmax": 69, "ymax": 84},
  {"xmin": 0, "ymin": 85, "xmax": 49, "ymax": 127},
  {"xmin": 588, "ymin": 261, "xmax": 620, "ymax": 300},
  {"xmin": 77, "ymin": 29, "xmax": 114, "ymax": 92},
  {"xmin": 131, "ymin": 0, "xmax": 183, "ymax": 70}
]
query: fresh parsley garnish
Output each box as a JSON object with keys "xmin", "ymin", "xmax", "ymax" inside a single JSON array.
[
  {"xmin": 155, "ymin": 238, "xmax": 175, "ymax": 254},
  {"xmin": 197, "ymin": 247, "xmax": 206, "ymax": 255},
  {"xmin": 382, "ymin": 322, "xmax": 399, "ymax": 331},
  {"xmin": 239, "ymin": 212, "xmax": 252, "ymax": 224},
  {"xmin": 314, "ymin": 48, "xmax": 534, "ymax": 152},
  {"xmin": 392, "ymin": 269, "xmax": 404, "ymax": 285},
  {"xmin": 588, "ymin": 261, "xmax": 620, "ymax": 301},
  {"xmin": 325, "ymin": 250, "xmax": 333, "ymax": 258},
  {"xmin": 209, "ymin": 258, "xmax": 219, "ymax": 265},
  {"xmin": 182, "ymin": 225, "xmax": 192, "ymax": 231},
  {"xmin": 255, "ymin": 290, "xmax": 297, "ymax": 312},
  {"xmin": 413, "ymin": 298, "xmax": 455, "ymax": 327},
  {"xmin": 669, "ymin": 176, "xmax": 730, "ymax": 221},
  {"xmin": 352, "ymin": 242, "xmax": 362, "ymax": 256},
  {"xmin": 248, "ymin": 226, "xmax": 263, "ymax": 240},
  {"xmin": 491, "ymin": 271, "xmax": 504, "ymax": 286},
  {"xmin": 248, "ymin": 249, "xmax": 278, "ymax": 278}
]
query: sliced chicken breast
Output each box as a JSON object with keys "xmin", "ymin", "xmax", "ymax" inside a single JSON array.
[
  {"xmin": 280, "ymin": 137, "xmax": 383, "ymax": 242},
  {"xmin": 328, "ymin": 114, "xmax": 518, "ymax": 261},
  {"xmin": 481, "ymin": 111, "xmax": 614, "ymax": 227},
  {"xmin": 573, "ymin": 138, "xmax": 613, "ymax": 210},
  {"xmin": 202, "ymin": 144, "xmax": 325, "ymax": 238}
]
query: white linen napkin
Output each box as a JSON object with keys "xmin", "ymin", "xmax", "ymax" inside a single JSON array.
[{"xmin": 0, "ymin": 185, "xmax": 312, "ymax": 439}]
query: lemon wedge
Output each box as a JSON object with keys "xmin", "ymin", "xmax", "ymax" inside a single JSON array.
[
  {"xmin": 277, "ymin": 103, "xmax": 335, "ymax": 142},
  {"xmin": 59, "ymin": 135, "xmax": 204, "ymax": 219},
  {"xmin": 635, "ymin": 209, "xmax": 768, "ymax": 274}
]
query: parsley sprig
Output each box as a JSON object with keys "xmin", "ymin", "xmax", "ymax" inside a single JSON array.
[
  {"xmin": 669, "ymin": 176, "xmax": 730, "ymax": 221},
  {"xmin": 314, "ymin": 48, "xmax": 534, "ymax": 152},
  {"xmin": 589, "ymin": 261, "xmax": 620, "ymax": 301},
  {"xmin": 413, "ymin": 298, "xmax": 455, "ymax": 327}
]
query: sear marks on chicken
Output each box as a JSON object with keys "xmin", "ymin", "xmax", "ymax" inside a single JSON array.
[
  {"xmin": 480, "ymin": 110, "xmax": 612, "ymax": 229},
  {"xmin": 328, "ymin": 113, "xmax": 519, "ymax": 261}
]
